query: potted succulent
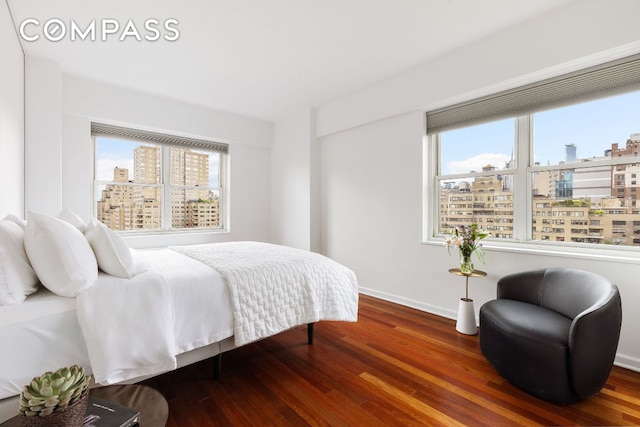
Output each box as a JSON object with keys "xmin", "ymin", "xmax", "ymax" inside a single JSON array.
[{"xmin": 19, "ymin": 365, "xmax": 91, "ymax": 427}]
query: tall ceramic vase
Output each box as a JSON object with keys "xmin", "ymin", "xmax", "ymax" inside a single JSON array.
[{"xmin": 456, "ymin": 298, "xmax": 477, "ymax": 335}]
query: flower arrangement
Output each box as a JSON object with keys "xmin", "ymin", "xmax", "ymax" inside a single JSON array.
[{"xmin": 443, "ymin": 223, "xmax": 490, "ymax": 274}]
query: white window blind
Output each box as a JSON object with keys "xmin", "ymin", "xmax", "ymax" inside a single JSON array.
[{"xmin": 91, "ymin": 122, "xmax": 228, "ymax": 153}]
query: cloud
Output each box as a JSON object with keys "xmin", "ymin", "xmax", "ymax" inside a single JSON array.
[{"xmin": 446, "ymin": 153, "xmax": 511, "ymax": 175}]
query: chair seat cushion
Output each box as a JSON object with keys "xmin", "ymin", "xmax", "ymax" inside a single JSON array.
[
  {"xmin": 480, "ymin": 299, "xmax": 577, "ymax": 403},
  {"xmin": 481, "ymin": 299, "xmax": 571, "ymax": 345}
]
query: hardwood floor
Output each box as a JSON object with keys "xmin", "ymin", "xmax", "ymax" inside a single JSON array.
[{"xmin": 141, "ymin": 295, "xmax": 640, "ymax": 426}]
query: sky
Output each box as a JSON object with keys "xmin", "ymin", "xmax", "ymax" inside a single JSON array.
[{"xmin": 440, "ymin": 89, "xmax": 640, "ymax": 175}]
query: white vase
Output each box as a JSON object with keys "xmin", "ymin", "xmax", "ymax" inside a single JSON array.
[{"xmin": 456, "ymin": 298, "xmax": 477, "ymax": 335}]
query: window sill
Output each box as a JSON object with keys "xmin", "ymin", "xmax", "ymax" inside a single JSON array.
[
  {"xmin": 118, "ymin": 228, "xmax": 228, "ymax": 237},
  {"xmin": 121, "ymin": 228, "xmax": 230, "ymax": 249},
  {"xmin": 423, "ymin": 238, "xmax": 640, "ymax": 265}
]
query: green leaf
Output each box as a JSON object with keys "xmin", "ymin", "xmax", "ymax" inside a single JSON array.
[
  {"xmin": 44, "ymin": 396, "xmax": 60, "ymax": 407},
  {"xmin": 59, "ymin": 378, "xmax": 74, "ymax": 393},
  {"xmin": 40, "ymin": 407, "xmax": 55, "ymax": 416},
  {"xmin": 41, "ymin": 385, "xmax": 53, "ymax": 398},
  {"xmin": 50, "ymin": 377, "xmax": 65, "ymax": 391}
]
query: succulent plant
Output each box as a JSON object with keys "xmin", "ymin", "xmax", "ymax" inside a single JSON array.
[{"xmin": 19, "ymin": 365, "xmax": 91, "ymax": 417}]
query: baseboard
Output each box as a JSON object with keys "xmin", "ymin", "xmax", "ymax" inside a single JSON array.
[
  {"xmin": 614, "ymin": 353, "xmax": 640, "ymax": 373},
  {"xmin": 359, "ymin": 286, "xmax": 457, "ymax": 321},
  {"xmin": 358, "ymin": 287, "xmax": 640, "ymax": 374}
]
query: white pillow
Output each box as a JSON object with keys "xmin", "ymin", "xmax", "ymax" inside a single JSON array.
[
  {"xmin": 57, "ymin": 208, "xmax": 86, "ymax": 233},
  {"xmin": 24, "ymin": 212, "xmax": 98, "ymax": 297},
  {"xmin": 84, "ymin": 218, "xmax": 134, "ymax": 279},
  {"xmin": 129, "ymin": 248, "xmax": 151, "ymax": 276},
  {"xmin": 3, "ymin": 214, "xmax": 26, "ymax": 230},
  {"xmin": 0, "ymin": 220, "xmax": 39, "ymax": 305}
]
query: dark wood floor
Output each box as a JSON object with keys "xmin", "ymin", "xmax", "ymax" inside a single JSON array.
[{"xmin": 142, "ymin": 295, "xmax": 640, "ymax": 426}]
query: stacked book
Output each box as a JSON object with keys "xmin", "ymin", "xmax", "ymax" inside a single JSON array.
[{"xmin": 82, "ymin": 396, "xmax": 140, "ymax": 427}]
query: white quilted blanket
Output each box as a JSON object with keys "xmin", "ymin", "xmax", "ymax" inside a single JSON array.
[{"xmin": 170, "ymin": 242, "xmax": 358, "ymax": 346}]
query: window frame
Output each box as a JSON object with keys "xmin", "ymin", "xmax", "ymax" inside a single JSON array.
[
  {"xmin": 92, "ymin": 124, "xmax": 229, "ymax": 234},
  {"xmin": 424, "ymin": 97, "xmax": 640, "ymax": 263}
]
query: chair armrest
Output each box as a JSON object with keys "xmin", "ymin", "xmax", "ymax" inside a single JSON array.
[
  {"xmin": 496, "ymin": 269, "xmax": 546, "ymax": 305},
  {"xmin": 569, "ymin": 286, "xmax": 622, "ymax": 399}
]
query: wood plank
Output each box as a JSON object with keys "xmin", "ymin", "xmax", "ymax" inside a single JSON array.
[{"xmin": 139, "ymin": 294, "xmax": 640, "ymax": 426}]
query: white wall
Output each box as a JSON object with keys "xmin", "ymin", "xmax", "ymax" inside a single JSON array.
[
  {"xmin": 24, "ymin": 64, "xmax": 273, "ymax": 248},
  {"xmin": 271, "ymin": 109, "xmax": 314, "ymax": 250},
  {"xmin": 0, "ymin": 2, "xmax": 24, "ymax": 218},
  {"xmin": 316, "ymin": 0, "xmax": 640, "ymax": 137},
  {"xmin": 314, "ymin": 0, "xmax": 640, "ymax": 372},
  {"xmin": 25, "ymin": 56, "xmax": 61, "ymax": 216}
]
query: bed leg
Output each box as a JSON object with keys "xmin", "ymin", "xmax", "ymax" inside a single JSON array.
[
  {"xmin": 213, "ymin": 353, "xmax": 222, "ymax": 380},
  {"xmin": 307, "ymin": 323, "xmax": 314, "ymax": 345}
]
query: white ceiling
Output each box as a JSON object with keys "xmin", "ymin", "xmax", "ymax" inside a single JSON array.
[{"xmin": 8, "ymin": 0, "xmax": 575, "ymax": 122}]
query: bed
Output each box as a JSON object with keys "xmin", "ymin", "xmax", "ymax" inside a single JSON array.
[{"xmin": 0, "ymin": 212, "xmax": 358, "ymax": 422}]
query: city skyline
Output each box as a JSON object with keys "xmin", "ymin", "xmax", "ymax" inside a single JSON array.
[
  {"xmin": 439, "ymin": 134, "xmax": 640, "ymax": 246},
  {"xmin": 96, "ymin": 141, "xmax": 221, "ymax": 230}
]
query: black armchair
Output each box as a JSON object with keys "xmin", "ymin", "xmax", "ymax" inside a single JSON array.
[{"xmin": 479, "ymin": 268, "xmax": 622, "ymax": 404}]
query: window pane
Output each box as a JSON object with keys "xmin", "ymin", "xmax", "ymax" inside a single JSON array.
[
  {"xmin": 96, "ymin": 138, "xmax": 162, "ymax": 231},
  {"xmin": 533, "ymin": 91, "xmax": 640, "ymax": 246},
  {"xmin": 95, "ymin": 137, "xmax": 160, "ymax": 183},
  {"xmin": 96, "ymin": 183, "xmax": 162, "ymax": 231},
  {"xmin": 170, "ymin": 146, "xmax": 222, "ymax": 229},
  {"xmin": 439, "ymin": 174, "xmax": 514, "ymax": 239},
  {"xmin": 170, "ymin": 147, "xmax": 220, "ymax": 187},
  {"xmin": 171, "ymin": 188, "xmax": 221, "ymax": 229},
  {"xmin": 438, "ymin": 119, "xmax": 515, "ymax": 241},
  {"xmin": 534, "ymin": 90, "xmax": 640, "ymax": 167},
  {"xmin": 440, "ymin": 118, "xmax": 516, "ymax": 175}
]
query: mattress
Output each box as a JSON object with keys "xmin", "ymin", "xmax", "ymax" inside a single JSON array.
[
  {"xmin": 0, "ymin": 249, "xmax": 234, "ymax": 401},
  {"xmin": 0, "ymin": 287, "xmax": 89, "ymax": 400}
]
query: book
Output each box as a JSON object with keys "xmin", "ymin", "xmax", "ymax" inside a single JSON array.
[{"xmin": 82, "ymin": 396, "xmax": 140, "ymax": 427}]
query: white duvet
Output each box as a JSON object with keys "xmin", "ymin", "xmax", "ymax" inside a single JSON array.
[
  {"xmin": 76, "ymin": 249, "xmax": 233, "ymax": 385},
  {"xmin": 170, "ymin": 241, "xmax": 359, "ymax": 346},
  {"xmin": 76, "ymin": 243, "xmax": 358, "ymax": 385}
]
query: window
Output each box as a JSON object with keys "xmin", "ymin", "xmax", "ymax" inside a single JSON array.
[
  {"xmin": 426, "ymin": 53, "xmax": 640, "ymax": 250},
  {"xmin": 93, "ymin": 123, "xmax": 228, "ymax": 232}
]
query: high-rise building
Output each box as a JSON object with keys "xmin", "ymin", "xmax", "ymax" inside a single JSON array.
[
  {"xmin": 133, "ymin": 145, "xmax": 161, "ymax": 201},
  {"xmin": 565, "ymin": 144, "xmax": 577, "ymax": 162},
  {"xmin": 97, "ymin": 164, "xmax": 162, "ymax": 230},
  {"xmin": 610, "ymin": 135, "xmax": 640, "ymax": 206},
  {"xmin": 169, "ymin": 147, "xmax": 218, "ymax": 228}
]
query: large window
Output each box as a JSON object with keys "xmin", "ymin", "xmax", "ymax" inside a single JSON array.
[
  {"xmin": 93, "ymin": 123, "xmax": 228, "ymax": 232},
  {"xmin": 426, "ymin": 54, "xmax": 640, "ymax": 251}
]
